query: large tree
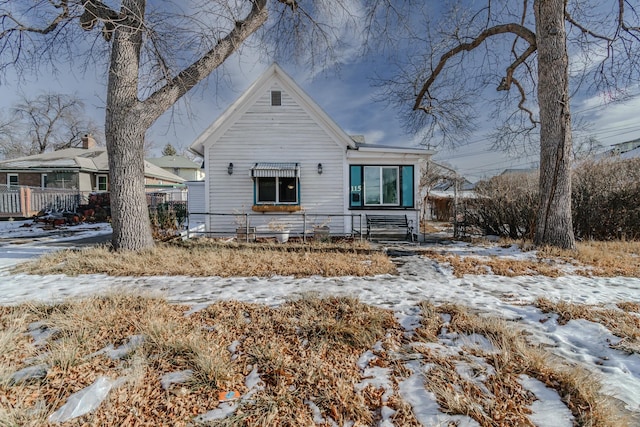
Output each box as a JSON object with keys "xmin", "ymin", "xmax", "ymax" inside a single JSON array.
[
  {"xmin": 387, "ymin": 0, "xmax": 639, "ymax": 249},
  {"xmin": 5, "ymin": 93, "xmax": 101, "ymax": 157},
  {"xmin": 0, "ymin": 112, "xmax": 19, "ymax": 159},
  {"xmin": 0, "ymin": 0, "xmax": 355, "ymax": 250}
]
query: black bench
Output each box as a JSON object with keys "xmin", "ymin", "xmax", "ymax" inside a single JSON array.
[{"xmin": 366, "ymin": 215, "xmax": 414, "ymax": 241}]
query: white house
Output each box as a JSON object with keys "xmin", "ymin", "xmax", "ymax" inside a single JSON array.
[
  {"xmin": 146, "ymin": 155, "xmax": 205, "ymax": 181},
  {"xmin": 188, "ymin": 63, "xmax": 433, "ymax": 239}
]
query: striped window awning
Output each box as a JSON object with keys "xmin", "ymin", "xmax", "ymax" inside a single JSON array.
[{"xmin": 251, "ymin": 162, "xmax": 300, "ymax": 178}]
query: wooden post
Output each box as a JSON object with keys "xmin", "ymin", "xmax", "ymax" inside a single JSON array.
[{"xmin": 19, "ymin": 186, "xmax": 32, "ymax": 217}]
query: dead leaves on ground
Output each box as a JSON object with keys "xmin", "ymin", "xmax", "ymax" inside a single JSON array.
[{"xmin": 0, "ymin": 295, "xmax": 633, "ymax": 426}]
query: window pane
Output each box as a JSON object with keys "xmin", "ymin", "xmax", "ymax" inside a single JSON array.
[
  {"xmin": 349, "ymin": 165, "xmax": 362, "ymax": 207},
  {"xmin": 257, "ymin": 178, "xmax": 276, "ymax": 202},
  {"xmin": 382, "ymin": 168, "xmax": 398, "ymax": 204},
  {"xmin": 98, "ymin": 176, "xmax": 108, "ymax": 191},
  {"xmin": 364, "ymin": 167, "xmax": 380, "ymax": 205},
  {"xmin": 401, "ymin": 166, "xmax": 414, "ymax": 207},
  {"xmin": 271, "ymin": 91, "xmax": 282, "ymax": 106},
  {"xmin": 279, "ymin": 177, "xmax": 297, "ymax": 203}
]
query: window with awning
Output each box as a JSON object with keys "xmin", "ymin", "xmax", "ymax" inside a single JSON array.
[
  {"xmin": 252, "ymin": 163, "xmax": 300, "ymax": 204},
  {"xmin": 251, "ymin": 162, "xmax": 300, "ymax": 178}
]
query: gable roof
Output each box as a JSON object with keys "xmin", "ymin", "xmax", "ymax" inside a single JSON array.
[
  {"xmin": 189, "ymin": 63, "xmax": 357, "ymax": 156},
  {"xmin": 147, "ymin": 155, "xmax": 202, "ymax": 170},
  {"xmin": 142, "ymin": 161, "xmax": 186, "ymax": 182},
  {"xmin": 0, "ymin": 147, "xmax": 185, "ymax": 183},
  {"xmin": 0, "ymin": 147, "xmax": 109, "ymax": 172},
  {"xmin": 610, "ymin": 138, "xmax": 640, "ymax": 153},
  {"xmin": 499, "ymin": 168, "xmax": 538, "ymax": 176}
]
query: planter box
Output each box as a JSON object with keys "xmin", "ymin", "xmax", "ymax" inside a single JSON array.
[
  {"xmin": 313, "ymin": 225, "xmax": 330, "ymax": 241},
  {"xmin": 252, "ymin": 205, "xmax": 301, "ymax": 213},
  {"xmin": 274, "ymin": 230, "xmax": 290, "ymax": 243},
  {"xmin": 236, "ymin": 227, "xmax": 256, "ymax": 242}
]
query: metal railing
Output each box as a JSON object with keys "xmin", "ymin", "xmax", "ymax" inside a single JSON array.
[{"xmin": 185, "ymin": 211, "xmax": 365, "ymax": 242}]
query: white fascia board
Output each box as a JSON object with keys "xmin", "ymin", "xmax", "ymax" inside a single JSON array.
[
  {"xmin": 189, "ymin": 63, "xmax": 356, "ymax": 156},
  {"xmin": 354, "ymin": 146, "xmax": 436, "ymax": 156},
  {"xmin": 346, "ymin": 149, "xmax": 432, "ymax": 163},
  {"xmin": 273, "ymin": 65, "xmax": 356, "ymax": 151},
  {"xmin": 189, "ymin": 64, "xmax": 280, "ymax": 156}
]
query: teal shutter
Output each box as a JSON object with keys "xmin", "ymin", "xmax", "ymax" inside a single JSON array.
[
  {"xmin": 350, "ymin": 166, "xmax": 362, "ymax": 207},
  {"xmin": 401, "ymin": 166, "xmax": 414, "ymax": 207}
]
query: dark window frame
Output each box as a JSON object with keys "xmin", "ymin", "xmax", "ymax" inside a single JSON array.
[
  {"xmin": 7, "ymin": 173, "xmax": 18, "ymax": 189},
  {"xmin": 255, "ymin": 176, "xmax": 299, "ymax": 205},
  {"xmin": 271, "ymin": 90, "xmax": 282, "ymax": 106},
  {"xmin": 349, "ymin": 164, "xmax": 415, "ymax": 210},
  {"xmin": 97, "ymin": 174, "xmax": 108, "ymax": 192}
]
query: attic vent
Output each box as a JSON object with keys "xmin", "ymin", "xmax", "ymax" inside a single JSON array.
[{"xmin": 271, "ymin": 90, "xmax": 282, "ymax": 106}]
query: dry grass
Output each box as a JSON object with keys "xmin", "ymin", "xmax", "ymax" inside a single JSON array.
[
  {"xmin": 1, "ymin": 294, "xmax": 633, "ymax": 426},
  {"xmin": 536, "ymin": 297, "xmax": 640, "ymax": 354},
  {"xmin": 421, "ymin": 221, "xmax": 448, "ymax": 234},
  {"xmin": 11, "ymin": 240, "xmax": 395, "ymax": 278},
  {"xmin": 539, "ymin": 240, "xmax": 640, "ymax": 277},
  {"xmin": 421, "ymin": 250, "xmax": 562, "ymax": 278},
  {"xmin": 421, "ymin": 239, "xmax": 640, "ymax": 278},
  {"xmin": 0, "ymin": 294, "xmax": 404, "ymax": 426},
  {"xmin": 409, "ymin": 302, "xmax": 630, "ymax": 426}
]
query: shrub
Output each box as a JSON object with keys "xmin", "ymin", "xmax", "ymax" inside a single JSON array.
[
  {"xmin": 466, "ymin": 172, "xmax": 538, "ymax": 238},
  {"xmin": 466, "ymin": 157, "xmax": 640, "ymax": 240},
  {"xmin": 149, "ymin": 202, "xmax": 187, "ymax": 239},
  {"xmin": 572, "ymin": 157, "xmax": 640, "ymax": 240},
  {"xmin": 77, "ymin": 192, "xmax": 111, "ymax": 223}
]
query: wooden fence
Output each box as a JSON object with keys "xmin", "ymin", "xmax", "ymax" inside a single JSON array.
[{"xmin": 0, "ymin": 186, "xmax": 81, "ymax": 218}]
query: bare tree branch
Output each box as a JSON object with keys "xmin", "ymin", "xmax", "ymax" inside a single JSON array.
[
  {"xmin": 619, "ymin": 0, "xmax": 640, "ymax": 34},
  {"xmin": 139, "ymin": 0, "xmax": 268, "ymax": 128},
  {"xmin": 565, "ymin": 10, "xmax": 614, "ymax": 41},
  {"xmin": 413, "ymin": 23, "xmax": 536, "ymax": 112},
  {"xmin": 0, "ymin": 1, "xmax": 71, "ymax": 36}
]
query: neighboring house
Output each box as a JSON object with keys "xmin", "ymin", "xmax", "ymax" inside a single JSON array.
[
  {"xmin": 147, "ymin": 155, "xmax": 205, "ymax": 181},
  {"xmin": 0, "ymin": 134, "xmax": 185, "ymax": 192},
  {"xmin": 499, "ymin": 168, "xmax": 539, "ymax": 176},
  {"xmin": 608, "ymin": 138, "xmax": 640, "ymax": 156},
  {"xmin": 601, "ymin": 138, "xmax": 640, "ymax": 160},
  {"xmin": 425, "ymin": 178, "xmax": 476, "ymax": 222},
  {"xmin": 188, "ymin": 63, "xmax": 433, "ymax": 237}
]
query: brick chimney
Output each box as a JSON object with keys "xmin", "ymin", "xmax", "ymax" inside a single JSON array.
[{"xmin": 81, "ymin": 134, "xmax": 96, "ymax": 149}]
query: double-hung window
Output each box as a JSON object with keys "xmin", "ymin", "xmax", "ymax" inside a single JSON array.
[
  {"xmin": 7, "ymin": 174, "xmax": 18, "ymax": 189},
  {"xmin": 97, "ymin": 174, "xmax": 108, "ymax": 191}
]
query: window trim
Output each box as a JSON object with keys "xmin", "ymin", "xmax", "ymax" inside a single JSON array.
[
  {"xmin": 255, "ymin": 176, "xmax": 299, "ymax": 205},
  {"xmin": 97, "ymin": 174, "xmax": 108, "ymax": 192},
  {"xmin": 349, "ymin": 164, "xmax": 415, "ymax": 210},
  {"xmin": 7, "ymin": 173, "xmax": 18, "ymax": 189},
  {"xmin": 271, "ymin": 90, "xmax": 282, "ymax": 106},
  {"xmin": 41, "ymin": 173, "xmax": 47, "ymax": 188},
  {"xmin": 363, "ymin": 166, "xmax": 400, "ymax": 207}
]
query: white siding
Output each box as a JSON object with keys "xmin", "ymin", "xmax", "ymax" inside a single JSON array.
[
  {"xmin": 79, "ymin": 173, "xmax": 92, "ymax": 192},
  {"xmin": 186, "ymin": 181, "xmax": 206, "ymax": 234},
  {"xmin": 204, "ymin": 83, "xmax": 347, "ymax": 235}
]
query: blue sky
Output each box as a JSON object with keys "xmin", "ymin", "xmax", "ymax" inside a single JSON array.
[{"xmin": 1, "ymin": 2, "xmax": 639, "ymax": 182}]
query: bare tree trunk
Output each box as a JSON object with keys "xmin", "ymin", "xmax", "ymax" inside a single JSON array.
[
  {"xmin": 533, "ymin": 0, "xmax": 576, "ymax": 249},
  {"xmin": 105, "ymin": 0, "xmax": 154, "ymax": 251}
]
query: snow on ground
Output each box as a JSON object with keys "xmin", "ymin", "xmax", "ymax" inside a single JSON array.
[
  {"xmin": 1, "ymin": 221, "xmax": 639, "ymax": 424},
  {"xmin": 0, "ymin": 219, "xmax": 111, "ymax": 269}
]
